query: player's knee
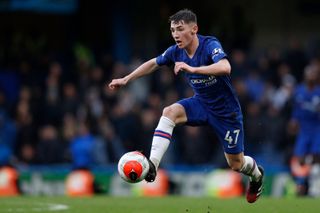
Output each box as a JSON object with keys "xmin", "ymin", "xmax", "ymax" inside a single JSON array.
[
  {"xmin": 162, "ymin": 104, "xmax": 187, "ymax": 124},
  {"xmin": 162, "ymin": 106, "xmax": 176, "ymax": 120}
]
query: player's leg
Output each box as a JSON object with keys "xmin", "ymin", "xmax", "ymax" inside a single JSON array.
[
  {"xmin": 145, "ymin": 103, "xmax": 187, "ymax": 182},
  {"xmin": 308, "ymin": 130, "xmax": 320, "ymax": 196},
  {"xmin": 146, "ymin": 97, "xmax": 207, "ymax": 182},
  {"xmin": 224, "ymin": 153, "xmax": 264, "ymax": 203},
  {"xmin": 208, "ymin": 115, "xmax": 263, "ymax": 203},
  {"xmin": 149, "ymin": 103, "xmax": 187, "ymax": 169},
  {"xmin": 291, "ymin": 132, "xmax": 310, "ymax": 195},
  {"xmin": 225, "ymin": 152, "xmax": 262, "ymax": 180}
]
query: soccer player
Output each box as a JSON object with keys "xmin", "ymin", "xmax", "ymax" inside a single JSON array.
[
  {"xmin": 289, "ymin": 64, "xmax": 320, "ymax": 196},
  {"xmin": 109, "ymin": 9, "xmax": 264, "ymax": 203}
]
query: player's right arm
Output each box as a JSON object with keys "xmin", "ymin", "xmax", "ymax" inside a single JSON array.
[{"xmin": 108, "ymin": 58, "xmax": 158, "ymax": 90}]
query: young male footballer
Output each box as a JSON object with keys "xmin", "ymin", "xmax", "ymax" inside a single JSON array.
[{"xmin": 109, "ymin": 9, "xmax": 264, "ymax": 203}]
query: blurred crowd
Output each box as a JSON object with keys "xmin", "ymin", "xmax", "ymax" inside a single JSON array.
[{"xmin": 0, "ymin": 32, "xmax": 320, "ymax": 169}]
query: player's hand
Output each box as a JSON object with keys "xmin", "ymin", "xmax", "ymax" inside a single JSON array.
[
  {"xmin": 108, "ymin": 78, "xmax": 128, "ymax": 90},
  {"xmin": 174, "ymin": 62, "xmax": 195, "ymax": 75}
]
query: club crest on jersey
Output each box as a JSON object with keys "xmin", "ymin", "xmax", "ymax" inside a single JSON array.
[{"xmin": 212, "ymin": 48, "xmax": 224, "ymax": 59}]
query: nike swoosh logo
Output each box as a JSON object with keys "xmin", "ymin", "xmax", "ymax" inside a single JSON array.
[{"xmin": 228, "ymin": 144, "xmax": 237, "ymax": 148}]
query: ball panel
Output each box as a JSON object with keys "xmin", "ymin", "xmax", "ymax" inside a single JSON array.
[{"xmin": 123, "ymin": 160, "xmax": 143, "ymax": 180}]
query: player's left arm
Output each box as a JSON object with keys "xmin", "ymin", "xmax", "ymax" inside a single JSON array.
[{"xmin": 174, "ymin": 58, "xmax": 231, "ymax": 76}]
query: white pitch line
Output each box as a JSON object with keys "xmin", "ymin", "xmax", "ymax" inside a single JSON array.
[
  {"xmin": 47, "ymin": 203, "xmax": 69, "ymax": 211},
  {"xmin": 5, "ymin": 203, "xmax": 69, "ymax": 212}
]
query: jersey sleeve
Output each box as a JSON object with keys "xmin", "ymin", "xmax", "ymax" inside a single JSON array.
[
  {"xmin": 156, "ymin": 46, "xmax": 175, "ymax": 66},
  {"xmin": 207, "ymin": 40, "xmax": 228, "ymax": 63}
]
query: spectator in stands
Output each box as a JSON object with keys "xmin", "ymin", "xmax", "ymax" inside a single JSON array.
[
  {"xmin": 69, "ymin": 120, "xmax": 95, "ymax": 169},
  {"xmin": 36, "ymin": 125, "xmax": 64, "ymax": 164}
]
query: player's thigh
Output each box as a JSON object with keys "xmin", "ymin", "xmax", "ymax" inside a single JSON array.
[
  {"xmin": 176, "ymin": 97, "xmax": 208, "ymax": 126},
  {"xmin": 208, "ymin": 115, "xmax": 244, "ymax": 155},
  {"xmin": 294, "ymin": 132, "xmax": 310, "ymax": 157}
]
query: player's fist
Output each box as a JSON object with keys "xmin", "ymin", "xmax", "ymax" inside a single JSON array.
[
  {"xmin": 108, "ymin": 78, "xmax": 128, "ymax": 90},
  {"xmin": 174, "ymin": 62, "xmax": 194, "ymax": 75}
]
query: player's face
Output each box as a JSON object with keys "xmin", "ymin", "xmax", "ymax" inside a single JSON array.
[
  {"xmin": 304, "ymin": 68, "xmax": 318, "ymax": 84},
  {"xmin": 170, "ymin": 21, "xmax": 197, "ymax": 49}
]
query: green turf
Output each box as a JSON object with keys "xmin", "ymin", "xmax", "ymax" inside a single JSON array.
[{"xmin": 0, "ymin": 196, "xmax": 319, "ymax": 213}]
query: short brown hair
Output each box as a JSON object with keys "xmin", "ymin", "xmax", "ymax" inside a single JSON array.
[{"xmin": 169, "ymin": 9, "xmax": 197, "ymax": 24}]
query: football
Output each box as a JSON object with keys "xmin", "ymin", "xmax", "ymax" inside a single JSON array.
[{"xmin": 117, "ymin": 151, "xmax": 150, "ymax": 183}]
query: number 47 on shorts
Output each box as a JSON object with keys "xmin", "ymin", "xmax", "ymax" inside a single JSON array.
[{"xmin": 224, "ymin": 129, "xmax": 240, "ymax": 148}]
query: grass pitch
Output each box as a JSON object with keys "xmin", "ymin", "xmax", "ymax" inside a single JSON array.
[{"xmin": 0, "ymin": 196, "xmax": 319, "ymax": 213}]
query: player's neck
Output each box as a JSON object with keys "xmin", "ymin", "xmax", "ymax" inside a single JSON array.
[{"xmin": 185, "ymin": 35, "xmax": 199, "ymax": 58}]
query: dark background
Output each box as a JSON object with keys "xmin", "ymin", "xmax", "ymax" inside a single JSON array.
[{"xmin": 1, "ymin": 0, "xmax": 320, "ymax": 62}]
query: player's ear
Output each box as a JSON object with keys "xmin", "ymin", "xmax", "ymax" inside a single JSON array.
[{"xmin": 191, "ymin": 24, "xmax": 198, "ymax": 35}]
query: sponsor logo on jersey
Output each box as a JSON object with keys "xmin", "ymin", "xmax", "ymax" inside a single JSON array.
[
  {"xmin": 299, "ymin": 95, "xmax": 320, "ymax": 112},
  {"xmin": 190, "ymin": 75, "xmax": 217, "ymax": 86}
]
